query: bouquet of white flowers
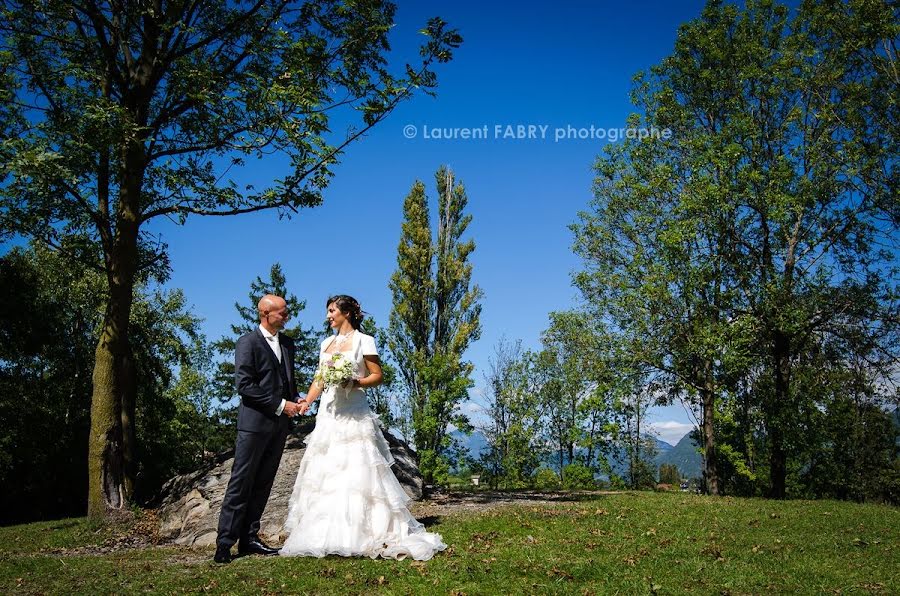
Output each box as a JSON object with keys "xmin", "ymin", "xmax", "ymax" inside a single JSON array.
[{"xmin": 314, "ymin": 352, "xmax": 354, "ymax": 389}]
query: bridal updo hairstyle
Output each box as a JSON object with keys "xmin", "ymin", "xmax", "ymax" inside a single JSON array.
[{"xmin": 327, "ymin": 295, "xmax": 365, "ymax": 330}]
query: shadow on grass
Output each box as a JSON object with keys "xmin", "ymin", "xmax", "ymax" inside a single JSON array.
[{"xmin": 416, "ymin": 515, "xmax": 442, "ymax": 527}]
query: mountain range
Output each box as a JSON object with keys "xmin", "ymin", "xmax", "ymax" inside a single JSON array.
[{"xmin": 450, "ymin": 429, "xmax": 703, "ymax": 480}]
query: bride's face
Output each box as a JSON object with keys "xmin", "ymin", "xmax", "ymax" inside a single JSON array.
[{"xmin": 326, "ymin": 303, "xmax": 348, "ymax": 330}]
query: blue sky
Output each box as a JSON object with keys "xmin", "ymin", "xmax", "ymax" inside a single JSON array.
[{"xmin": 146, "ymin": 0, "xmax": 712, "ymax": 445}]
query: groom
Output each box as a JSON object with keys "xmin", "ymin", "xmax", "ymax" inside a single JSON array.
[{"xmin": 214, "ymin": 294, "xmax": 303, "ymax": 564}]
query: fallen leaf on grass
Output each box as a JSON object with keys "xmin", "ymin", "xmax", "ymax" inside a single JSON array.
[
  {"xmin": 365, "ymin": 576, "xmax": 387, "ymax": 587},
  {"xmin": 547, "ymin": 567, "xmax": 574, "ymax": 580},
  {"xmin": 700, "ymin": 543, "xmax": 724, "ymax": 561}
]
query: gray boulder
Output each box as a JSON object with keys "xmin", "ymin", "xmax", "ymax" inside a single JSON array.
[{"xmin": 153, "ymin": 421, "xmax": 423, "ymax": 547}]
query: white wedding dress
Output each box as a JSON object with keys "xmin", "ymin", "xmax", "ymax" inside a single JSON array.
[{"xmin": 280, "ymin": 333, "xmax": 446, "ymax": 561}]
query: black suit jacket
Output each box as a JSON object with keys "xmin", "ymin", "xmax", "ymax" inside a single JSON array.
[{"xmin": 234, "ymin": 328, "xmax": 298, "ymax": 433}]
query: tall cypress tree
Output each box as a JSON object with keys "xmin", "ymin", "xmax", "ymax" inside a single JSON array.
[{"xmin": 388, "ymin": 167, "xmax": 482, "ymax": 482}]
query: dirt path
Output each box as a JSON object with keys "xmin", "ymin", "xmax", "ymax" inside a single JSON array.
[{"xmin": 409, "ymin": 489, "xmax": 617, "ymax": 517}]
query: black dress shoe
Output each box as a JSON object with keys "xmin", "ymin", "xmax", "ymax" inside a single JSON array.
[
  {"xmin": 214, "ymin": 545, "xmax": 232, "ymax": 564},
  {"xmin": 238, "ymin": 537, "xmax": 279, "ymax": 556}
]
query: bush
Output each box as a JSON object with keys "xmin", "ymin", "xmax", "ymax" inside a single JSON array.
[
  {"xmin": 562, "ymin": 463, "xmax": 596, "ymax": 490},
  {"xmin": 533, "ymin": 467, "xmax": 561, "ymax": 490},
  {"xmin": 607, "ymin": 474, "xmax": 627, "ymax": 491}
]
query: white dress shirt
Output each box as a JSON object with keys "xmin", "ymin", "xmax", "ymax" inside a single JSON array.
[{"xmin": 259, "ymin": 324, "xmax": 287, "ymax": 416}]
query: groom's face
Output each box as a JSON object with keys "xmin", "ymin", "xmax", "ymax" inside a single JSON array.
[{"xmin": 266, "ymin": 303, "xmax": 290, "ymax": 330}]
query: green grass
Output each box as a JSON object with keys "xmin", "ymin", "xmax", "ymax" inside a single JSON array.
[{"xmin": 0, "ymin": 492, "xmax": 896, "ymax": 595}]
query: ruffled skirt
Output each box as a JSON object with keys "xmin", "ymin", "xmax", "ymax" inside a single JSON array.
[{"xmin": 280, "ymin": 387, "xmax": 446, "ymax": 561}]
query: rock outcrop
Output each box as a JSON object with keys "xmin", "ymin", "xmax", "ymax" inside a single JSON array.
[{"xmin": 153, "ymin": 421, "xmax": 422, "ymax": 547}]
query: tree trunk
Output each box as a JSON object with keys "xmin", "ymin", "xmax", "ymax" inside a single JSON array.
[
  {"xmin": 768, "ymin": 332, "xmax": 790, "ymax": 499},
  {"xmin": 88, "ymin": 318, "xmax": 125, "ymax": 517},
  {"xmin": 88, "ymin": 265, "xmax": 137, "ymax": 516},
  {"xmin": 87, "ymin": 140, "xmax": 142, "ymax": 518},
  {"xmin": 701, "ymin": 365, "xmax": 720, "ymax": 496}
]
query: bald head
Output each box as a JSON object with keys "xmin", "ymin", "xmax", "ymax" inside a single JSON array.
[{"xmin": 258, "ymin": 294, "xmax": 289, "ymax": 332}]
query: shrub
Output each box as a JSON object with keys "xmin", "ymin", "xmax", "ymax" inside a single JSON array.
[
  {"xmin": 533, "ymin": 467, "xmax": 561, "ymax": 490},
  {"xmin": 562, "ymin": 463, "xmax": 596, "ymax": 489}
]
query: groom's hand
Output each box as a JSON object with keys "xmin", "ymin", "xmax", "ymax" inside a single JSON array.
[{"xmin": 283, "ymin": 401, "xmax": 302, "ymax": 417}]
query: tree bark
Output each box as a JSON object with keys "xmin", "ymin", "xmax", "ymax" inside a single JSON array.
[
  {"xmin": 88, "ymin": 253, "xmax": 137, "ymax": 516},
  {"xmin": 87, "ymin": 136, "xmax": 143, "ymax": 518},
  {"xmin": 768, "ymin": 331, "xmax": 790, "ymax": 499},
  {"xmin": 701, "ymin": 360, "xmax": 720, "ymax": 495}
]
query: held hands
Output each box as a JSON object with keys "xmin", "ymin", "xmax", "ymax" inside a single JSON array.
[{"xmin": 283, "ymin": 401, "xmax": 303, "ymax": 418}]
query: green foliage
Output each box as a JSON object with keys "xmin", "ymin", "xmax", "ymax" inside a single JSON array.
[
  {"xmin": 479, "ymin": 339, "xmax": 543, "ymax": 489},
  {"xmin": 0, "ymin": 1, "xmax": 464, "ymax": 233},
  {"xmin": 561, "ymin": 463, "xmax": 596, "ymax": 490},
  {"xmin": 571, "ymin": 0, "xmax": 899, "ymax": 500},
  {"xmin": 0, "ymin": 243, "xmax": 222, "ymax": 520},
  {"xmin": 607, "ymin": 474, "xmax": 628, "ymax": 491},
  {"xmin": 658, "ymin": 463, "xmax": 680, "ymax": 485},
  {"xmin": 0, "ymin": 243, "xmax": 100, "ymax": 522},
  {"xmin": 533, "ymin": 467, "xmax": 562, "ymax": 490},
  {"xmin": 387, "ymin": 167, "xmax": 482, "ymax": 482},
  {"xmin": 0, "ymin": 0, "xmax": 461, "ymax": 513},
  {"xmin": 536, "ymin": 311, "xmax": 617, "ymax": 477}
]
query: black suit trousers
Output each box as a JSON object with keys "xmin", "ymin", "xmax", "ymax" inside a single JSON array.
[{"xmin": 217, "ymin": 418, "xmax": 289, "ymax": 548}]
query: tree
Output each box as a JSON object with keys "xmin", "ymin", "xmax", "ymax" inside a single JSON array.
[
  {"xmin": 0, "ymin": 1, "xmax": 461, "ymax": 517},
  {"xmin": 614, "ymin": 377, "xmax": 660, "ymax": 490},
  {"xmin": 535, "ymin": 311, "xmax": 617, "ymax": 478},
  {"xmin": 572, "ymin": 0, "xmax": 898, "ymax": 498},
  {"xmin": 659, "ymin": 463, "xmax": 680, "ymax": 485},
  {"xmin": 0, "ymin": 241, "xmax": 215, "ymax": 520},
  {"xmin": 387, "ymin": 166, "xmax": 482, "ymax": 482},
  {"xmin": 478, "ymin": 338, "xmax": 542, "ymax": 488},
  {"xmin": 0, "ymin": 242, "xmax": 101, "ymax": 522}
]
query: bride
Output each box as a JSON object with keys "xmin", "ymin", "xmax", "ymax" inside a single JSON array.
[{"xmin": 280, "ymin": 295, "xmax": 446, "ymax": 561}]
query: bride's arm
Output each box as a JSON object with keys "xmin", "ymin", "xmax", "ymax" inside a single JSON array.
[
  {"xmin": 352, "ymin": 356, "xmax": 383, "ymax": 389},
  {"xmin": 298, "ymin": 379, "xmax": 324, "ymax": 414}
]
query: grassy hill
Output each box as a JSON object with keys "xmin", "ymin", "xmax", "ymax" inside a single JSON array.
[{"xmin": 0, "ymin": 492, "xmax": 895, "ymax": 594}]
